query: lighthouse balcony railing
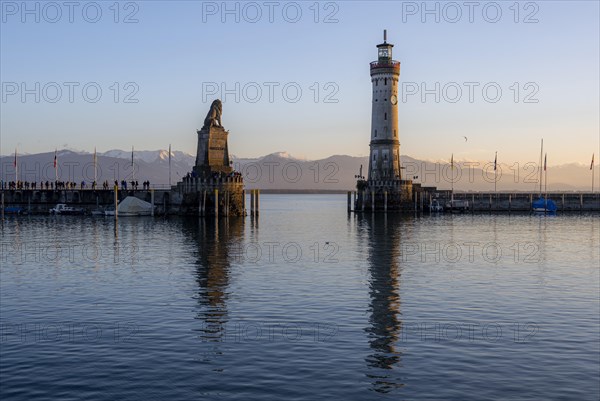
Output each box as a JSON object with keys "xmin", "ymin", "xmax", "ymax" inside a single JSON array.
[{"xmin": 370, "ymin": 60, "xmax": 400, "ymax": 71}]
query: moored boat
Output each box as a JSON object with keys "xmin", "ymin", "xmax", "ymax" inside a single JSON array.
[{"xmin": 49, "ymin": 204, "xmax": 85, "ymax": 215}]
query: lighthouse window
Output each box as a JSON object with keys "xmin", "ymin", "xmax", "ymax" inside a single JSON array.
[
  {"xmin": 394, "ymin": 129, "xmax": 397, "ymax": 137},
  {"xmin": 374, "ymin": 130, "xmax": 377, "ymax": 137},
  {"xmin": 384, "ymin": 78, "xmax": 387, "ymax": 85},
  {"xmin": 384, "ymin": 113, "xmax": 387, "ymax": 120}
]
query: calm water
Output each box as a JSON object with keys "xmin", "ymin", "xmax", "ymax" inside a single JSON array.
[{"xmin": 1, "ymin": 195, "xmax": 599, "ymax": 400}]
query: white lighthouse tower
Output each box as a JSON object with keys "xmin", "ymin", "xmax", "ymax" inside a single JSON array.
[
  {"xmin": 355, "ymin": 30, "xmax": 412, "ymax": 212},
  {"xmin": 368, "ymin": 30, "xmax": 401, "ymax": 182}
]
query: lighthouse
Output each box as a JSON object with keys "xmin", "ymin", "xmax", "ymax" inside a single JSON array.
[
  {"xmin": 368, "ymin": 30, "xmax": 401, "ymax": 182},
  {"xmin": 354, "ymin": 31, "xmax": 413, "ymax": 212}
]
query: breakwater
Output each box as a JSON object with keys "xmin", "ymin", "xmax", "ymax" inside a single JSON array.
[
  {"xmin": 349, "ymin": 188, "xmax": 600, "ymax": 212},
  {"xmin": 1, "ymin": 189, "xmax": 172, "ymax": 214},
  {"xmin": 2, "ymin": 189, "xmax": 599, "ymax": 215}
]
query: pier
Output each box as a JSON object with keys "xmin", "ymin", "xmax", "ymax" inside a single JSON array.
[
  {"xmin": 0, "ymin": 188, "xmax": 172, "ymax": 215},
  {"xmin": 348, "ymin": 188, "xmax": 600, "ymax": 213}
]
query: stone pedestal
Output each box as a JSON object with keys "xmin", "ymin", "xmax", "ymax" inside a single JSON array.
[
  {"xmin": 356, "ymin": 179, "xmax": 413, "ymax": 212},
  {"xmin": 194, "ymin": 126, "xmax": 233, "ymax": 177}
]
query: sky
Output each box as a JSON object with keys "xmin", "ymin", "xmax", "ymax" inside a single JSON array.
[{"xmin": 1, "ymin": 0, "xmax": 599, "ymax": 166}]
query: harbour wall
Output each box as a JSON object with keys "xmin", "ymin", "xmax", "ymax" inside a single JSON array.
[{"xmin": 2, "ymin": 189, "xmax": 600, "ymax": 214}]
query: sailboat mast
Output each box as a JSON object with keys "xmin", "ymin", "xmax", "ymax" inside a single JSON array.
[{"xmin": 544, "ymin": 154, "xmax": 547, "ymax": 197}]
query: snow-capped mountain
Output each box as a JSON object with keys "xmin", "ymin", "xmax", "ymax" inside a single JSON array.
[
  {"xmin": 101, "ymin": 149, "xmax": 195, "ymax": 165},
  {"xmin": 0, "ymin": 149, "xmax": 597, "ymax": 191}
]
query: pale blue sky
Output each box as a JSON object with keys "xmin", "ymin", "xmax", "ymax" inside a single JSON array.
[{"xmin": 1, "ymin": 0, "xmax": 599, "ymax": 165}]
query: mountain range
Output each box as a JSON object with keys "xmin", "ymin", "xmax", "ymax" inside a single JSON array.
[{"xmin": 0, "ymin": 150, "xmax": 596, "ymax": 192}]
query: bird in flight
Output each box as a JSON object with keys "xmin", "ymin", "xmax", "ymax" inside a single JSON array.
[{"xmin": 463, "ymin": 136, "xmax": 468, "ymax": 142}]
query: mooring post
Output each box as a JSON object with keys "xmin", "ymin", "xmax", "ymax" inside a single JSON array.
[
  {"xmin": 114, "ymin": 184, "xmax": 118, "ymax": 220},
  {"xmin": 562, "ymin": 194, "xmax": 565, "ymax": 211},
  {"xmin": 202, "ymin": 190, "xmax": 206, "ymax": 216},
  {"xmin": 414, "ymin": 190, "xmax": 417, "ymax": 212},
  {"xmin": 1, "ymin": 192, "xmax": 4, "ymax": 222},
  {"xmin": 347, "ymin": 191, "xmax": 352, "ymax": 213},
  {"xmin": 580, "ymin": 193, "xmax": 583, "ymax": 211},
  {"xmin": 256, "ymin": 189, "xmax": 260, "ymax": 216},
  {"xmin": 28, "ymin": 192, "xmax": 31, "ymax": 213},
  {"xmin": 371, "ymin": 190, "xmax": 375, "ymax": 212},
  {"xmin": 361, "ymin": 190, "xmax": 366, "ymax": 212},
  {"xmin": 489, "ymin": 194, "xmax": 492, "ymax": 211},
  {"xmin": 384, "ymin": 191, "xmax": 388, "ymax": 213},
  {"xmin": 226, "ymin": 191, "xmax": 229, "ymax": 217},
  {"xmin": 151, "ymin": 189, "xmax": 155, "ymax": 216},
  {"xmin": 529, "ymin": 194, "xmax": 533, "ymax": 209},
  {"xmin": 214, "ymin": 189, "xmax": 219, "ymax": 217},
  {"xmin": 509, "ymin": 194, "xmax": 512, "ymax": 211},
  {"xmin": 242, "ymin": 189, "xmax": 246, "ymax": 216},
  {"xmin": 198, "ymin": 191, "xmax": 202, "ymax": 216}
]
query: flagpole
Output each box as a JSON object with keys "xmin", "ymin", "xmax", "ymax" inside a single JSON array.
[
  {"xmin": 94, "ymin": 147, "xmax": 97, "ymax": 185},
  {"xmin": 544, "ymin": 153, "xmax": 548, "ymax": 209},
  {"xmin": 539, "ymin": 139, "xmax": 543, "ymax": 197},
  {"xmin": 14, "ymin": 147, "xmax": 18, "ymax": 184},
  {"xmin": 54, "ymin": 149, "xmax": 58, "ymax": 182},
  {"xmin": 592, "ymin": 154, "xmax": 595, "ymax": 193},
  {"xmin": 450, "ymin": 154, "xmax": 454, "ymax": 206},
  {"xmin": 494, "ymin": 151, "xmax": 497, "ymax": 197},
  {"xmin": 131, "ymin": 145, "xmax": 134, "ymax": 188}
]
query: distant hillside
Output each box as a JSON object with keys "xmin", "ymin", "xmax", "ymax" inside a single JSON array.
[{"xmin": 1, "ymin": 150, "xmax": 597, "ymax": 191}]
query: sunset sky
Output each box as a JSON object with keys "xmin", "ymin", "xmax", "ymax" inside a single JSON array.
[{"xmin": 1, "ymin": 1, "xmax": 599, "ymax": 165}]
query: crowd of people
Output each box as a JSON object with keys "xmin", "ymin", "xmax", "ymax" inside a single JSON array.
[
  {"xmin": 184, "ymin": 171, "xmax": 243, "ymax": 180},
  {"xmin": 1, "ymin": 179, "xmax": 151, "ymax": 191}
]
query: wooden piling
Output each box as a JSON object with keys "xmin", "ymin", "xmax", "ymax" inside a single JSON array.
[
  {"xmin": 256, "ymin": 189, "xmax": 260, "ymax": 215},
  {"xmin": 250, "ymin": 189, "xmax": 255, "ymax": 216},
  {"xmin": 151, "ymin": 189, "xmax": 155, "ymax": 216},
  {"xmin": 414, "ymin": 191, "xmax": 417, "ymax": 211},
  {"xmin": 214, "ymin": 189, "xmax": 219, "ymax": 217},
  {"xmin": 347, "ymin": 191, "xmax": 352, "ymax": 213},
  {"xmin": 114, "ymin": 185, "xmax": 118, "ymax": 220},
  {"xmin": 242, "ymin": 190, "xmax": 246, "ymax": 216},
  {"xmin": 198, "ymin": 190, "xmax": 202, "ymax": 216},
  {"xmin": 384, "ymin": 191, "xmax": 388, "ymax": 213},
  {"xmin": 371, "ymin": 190, "xmax": 375, "ymax": 212}
]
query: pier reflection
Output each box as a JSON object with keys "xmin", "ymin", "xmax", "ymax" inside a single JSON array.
[
  {"xmin": 182, "ymin": 217, "xmax": 244, "ymax": 343},
  {"xmin": 360, "ymin": 214, "xmax": 407, "ymax": 393}
]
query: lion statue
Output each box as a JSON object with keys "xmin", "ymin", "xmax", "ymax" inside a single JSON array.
[{"xmin": 203, "ymin": 99, "xmax": 223, "ymax": 129}]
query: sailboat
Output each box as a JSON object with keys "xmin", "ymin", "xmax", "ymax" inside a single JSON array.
[{"xmin": 532, "ymin": 139, "xmax": 557, "ymax": 213}]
